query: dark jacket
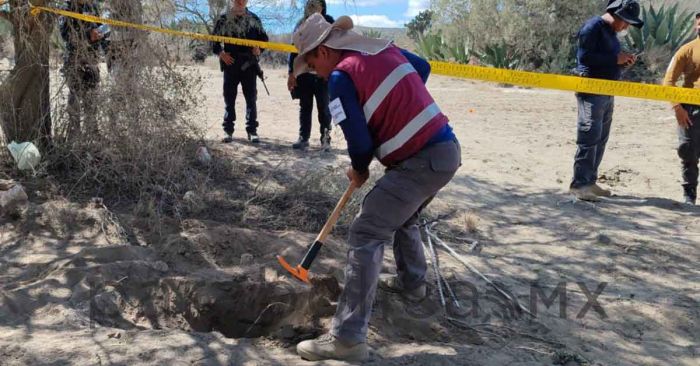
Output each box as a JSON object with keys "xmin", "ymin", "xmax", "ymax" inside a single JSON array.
[
  {"xmin": 211, "ymin": 8, "xmax": 269, "ymax": 71},
  {"xmin": 574, "ymin": 16, "xmax": 622, "ymax": 80},
  {"xmin": 60, "ymin": 1, "xmax": 103, "ymax": 65}
]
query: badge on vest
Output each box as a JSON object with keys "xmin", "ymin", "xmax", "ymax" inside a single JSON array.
[{"xmin": 329, "ymin": 98, "xmax": 347, "ymax": 125}]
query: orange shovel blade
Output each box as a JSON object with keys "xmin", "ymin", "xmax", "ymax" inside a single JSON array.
[{"xmin": 276, "ymin": 255, "xmax": 310, "ymax": 284}]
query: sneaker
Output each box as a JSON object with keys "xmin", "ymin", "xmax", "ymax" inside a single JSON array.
[
  {"xmin": 590, "ymin": 183, "xmax": 612, "ymax": 197},
  {"xmin": 292, "ymin": 137, "xmax": 309, "ymax": 150},
  {"xmin": 222, "ymin": 134, "xmax": 233, "ymax": 143},
  {"xmin": 683, "ymin": 187, "xmax": 697, "ymax": 205},
  {"xmin": 569, "ymin": 186, "xmax": 601, "ymax": 202},
  {"xmin": 683, "ymin": 195, "xmax": 696, "ymax": 205},
  {"xmin": 297, "ymin": 333, "xmax": 369, "ymax": 362},
  {"xmin": 378, "ymin": 274, "xmax": 426, "ymax": 302},
  {"xmin": 247, "ymin": 133, "xmax": 260, "ymax": 144}
]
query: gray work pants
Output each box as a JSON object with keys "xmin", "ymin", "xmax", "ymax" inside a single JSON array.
[{"xmin": 331, "ymin": 139, "xmax": 461, "ymax": 343}]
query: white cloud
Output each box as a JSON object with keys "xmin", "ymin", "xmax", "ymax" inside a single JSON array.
[
  {"xmin": 326, "ymin": 0, "xmax": 383, "ymax": 6},
  {"xmin": 404, "ymin": 0, "xmax": 429, "ymax": 17},
  {"xmin": 350, "ymin": 14, "xmax": 401, "ymax": 28}
]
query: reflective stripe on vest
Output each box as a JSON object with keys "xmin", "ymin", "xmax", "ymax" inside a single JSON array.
[
  {"xmin": 376, "ymin": 103, "xmax": 442, "ymax": 159},
  {"xmin": 363, "ymin": 63, "xmax": 416, "ymax": 122}
]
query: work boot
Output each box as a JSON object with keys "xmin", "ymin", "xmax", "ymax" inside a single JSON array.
[
  {"xmin": 569, "ymin": 185, "xmax": 600, "ymax": 202},
  {"xmin": 247, "ymin": 132, "xmax": 260, "ymax": 144},
  {"xmin": 591, "ymin": 183, "xmax": 612, "ymax": 197},
  {"xmin": 222, "ymin": 133, "xmax": 233, "ymax": 143},
  {"xmin": 297, "ymin": 333, "xmax": 369, "ymax": 362},
  {"xmin": 378, "ymin": 275, "xmax": 427, "ymax": 302},
  {"xmin": 292, "ymin": 137, "xmax": 309, "ymax": 150},
  {"xmin": 683, "ymin": 186, "xmax": 697, "ymax": 205}
]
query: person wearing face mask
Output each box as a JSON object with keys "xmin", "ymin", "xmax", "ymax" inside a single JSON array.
[
  {"xmin": 287, "ymin": 0, "xmax": 334, "ymax": 151},
  {"xmin": 212, "ymin": 0, "xmax": 269, "ymax": 144},
  {"xmin": 569, "ymin": 0, "xmax": 644, "ymax": 201},
  {"xmin": 662, "ymin": 12, "xmax": 700, "ymax": 205}
]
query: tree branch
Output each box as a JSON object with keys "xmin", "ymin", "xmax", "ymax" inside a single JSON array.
[{"xmin": 174, "ymin": 3, "xmax": 214, "ymax": 34}]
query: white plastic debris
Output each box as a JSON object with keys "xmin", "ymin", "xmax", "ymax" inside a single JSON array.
[
  {"xmin": 8, "ymin": 141, "xmax": 41, "ymax": 171},
  {"xmin": 196, "ymin": 146, "xmax": 212, "ymax": 165}
]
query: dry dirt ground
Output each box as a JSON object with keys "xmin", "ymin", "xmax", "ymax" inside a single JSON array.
[{"xmin": 1, "ymin": 59, "xmax": 698, "ymax": 366}]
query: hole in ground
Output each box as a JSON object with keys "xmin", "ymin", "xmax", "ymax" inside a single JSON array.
[{"xmin": 90, "ymin": 273, "xmax": 341, "ymax": 338}]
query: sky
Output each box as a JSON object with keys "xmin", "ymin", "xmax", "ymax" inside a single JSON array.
[{"xmin": 325, "ymin": 0, "xmax": 429, "ymax": 28}]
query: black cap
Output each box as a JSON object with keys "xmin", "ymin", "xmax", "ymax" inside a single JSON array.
[
  {"xmin": 607, "ymin": 0, "xmax": 644, "ymax": 28},
  {"xmin": 696, "ymin": 11, "xmax": 700, "ymax": 19}
]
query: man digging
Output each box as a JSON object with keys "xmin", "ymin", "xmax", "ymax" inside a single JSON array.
[
  {"xmin": 662, "ymin": 12, "xmax": 700, "ymax": 205},
  {"xmin": 291, "ymin": 14, "xmax": 460, "ymax": 362}
]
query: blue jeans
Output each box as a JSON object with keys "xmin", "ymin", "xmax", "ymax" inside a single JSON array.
[{"xmin": 571, "ymin": 93, "xmax": 614, "ymax": 189}]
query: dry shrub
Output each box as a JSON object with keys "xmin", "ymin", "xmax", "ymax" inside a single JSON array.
[
  {"xmin": 47, "ymin": 36, "xmax": 207, "ymax": 216},
  {"xmin": 244, "ymin": 165, "xmax": 376, "ymax": 235}
]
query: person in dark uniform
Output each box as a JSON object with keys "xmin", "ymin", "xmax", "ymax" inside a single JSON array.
[
  {"xmin": 212, "ymin": 0, "xmax": 269, "ymax": 143},
  {"xmin": 287, "ymin": 0, "xmax": 334, "ymax": 151},
  {"xmin": 60, "ymin": 0, "xmax": 105, "ymax": 139}
]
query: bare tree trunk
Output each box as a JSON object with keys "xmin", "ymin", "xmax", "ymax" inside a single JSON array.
[{"xmin": 0, "ymin": 0, "xmax": 53, "ymax": 148}]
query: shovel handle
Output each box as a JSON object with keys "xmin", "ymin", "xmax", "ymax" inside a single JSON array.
[{"xmin": 315, "ymin": 184, "xmax": 356, "ymax": 243}]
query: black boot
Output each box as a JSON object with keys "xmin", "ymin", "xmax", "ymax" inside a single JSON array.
[{"xmin": 292, "ymin": 136, "xmax": 309, "ymax": 150}]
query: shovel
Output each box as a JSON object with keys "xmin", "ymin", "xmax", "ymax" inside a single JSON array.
[{"xmin": 277, "ymin": 183, "xmax": 356, "ymax": 283}]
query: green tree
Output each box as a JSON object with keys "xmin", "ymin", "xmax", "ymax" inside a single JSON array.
[
  {"xmin": 405, "ymin": 9, "xmax": 433, "ymax": 42},
  {"xmin": 431, "ymin": 0, "xmax": 601, "ymax": 72}
]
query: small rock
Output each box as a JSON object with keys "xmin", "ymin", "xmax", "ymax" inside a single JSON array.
[
  {"xmin": 264, "ymin": 267, "xmax": 278, "ymax": 282},
  {"xmin": 151, "ymin": 261, "xmax": 169, "ymax": 272},
  {"xmin": 0, "ymin": 179, "xmax": 15, "ymax": 190},
  {"xmin": 240, "ymin": 253, "xmax": 254, "ymax": 266},
  {"xmin": 108, "ymin": 332, "xmax": 122, "ymax": 339},
  {"xmin": 276, "ymin": 324, "xmax": 296, "ymax": 340},
  {"xmin": 597, "ymin": 233, "xmax": 612, "ymax": 245},
  {"xmin": 0, "ymin": 184, "xmax": 28, "ymax": 215},
  {"xmin": 183, "ymin": 191, "xmax": 204, "ymax": 213},
  {"xmin": 93, "ymin": 290, "xmax": 122, "ymax": 316}
]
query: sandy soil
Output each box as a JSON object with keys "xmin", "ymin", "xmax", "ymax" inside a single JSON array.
[{"xmin": 1, "ymin": 58, "xmax": 698, "ymax": 366}]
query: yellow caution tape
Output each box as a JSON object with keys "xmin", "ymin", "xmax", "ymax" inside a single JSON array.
[
  {"xmin": 30, "ymin": 5, "xmax": 297, "ymax": 53},
  {"xmin": 31, "ymin": 5, "xmax": 700, "ymax": 105},
  {"xmin": 430, "ymin": 61, "xmax": 700, "ymax": 105}
]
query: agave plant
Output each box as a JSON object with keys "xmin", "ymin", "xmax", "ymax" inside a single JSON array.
[
  {"xmin": 445, "ymin": 38, "xmax": 471, "ymax": 64},
  {"xmin": 415, "ymin": 31, "xmax": 472, "ymax": 63},
  {"xmin": 624, "ymin": 3, "xmax": 695, "ymax": 53},
  {"xmin": 415, "ymin": 31, "xmax": 448, "ymax": 61},
  {"xmin": 361, "ymin": 29, "xmax": 383, "ymax": 39},
  {"xmin": 476, "ymin": 41, "xmax": 521, "ymax": 69}
]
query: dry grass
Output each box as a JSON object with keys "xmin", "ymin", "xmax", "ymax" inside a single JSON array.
[{"xmin": 40, "ymin": 36, "xmax": 209, "ymax": 219}]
